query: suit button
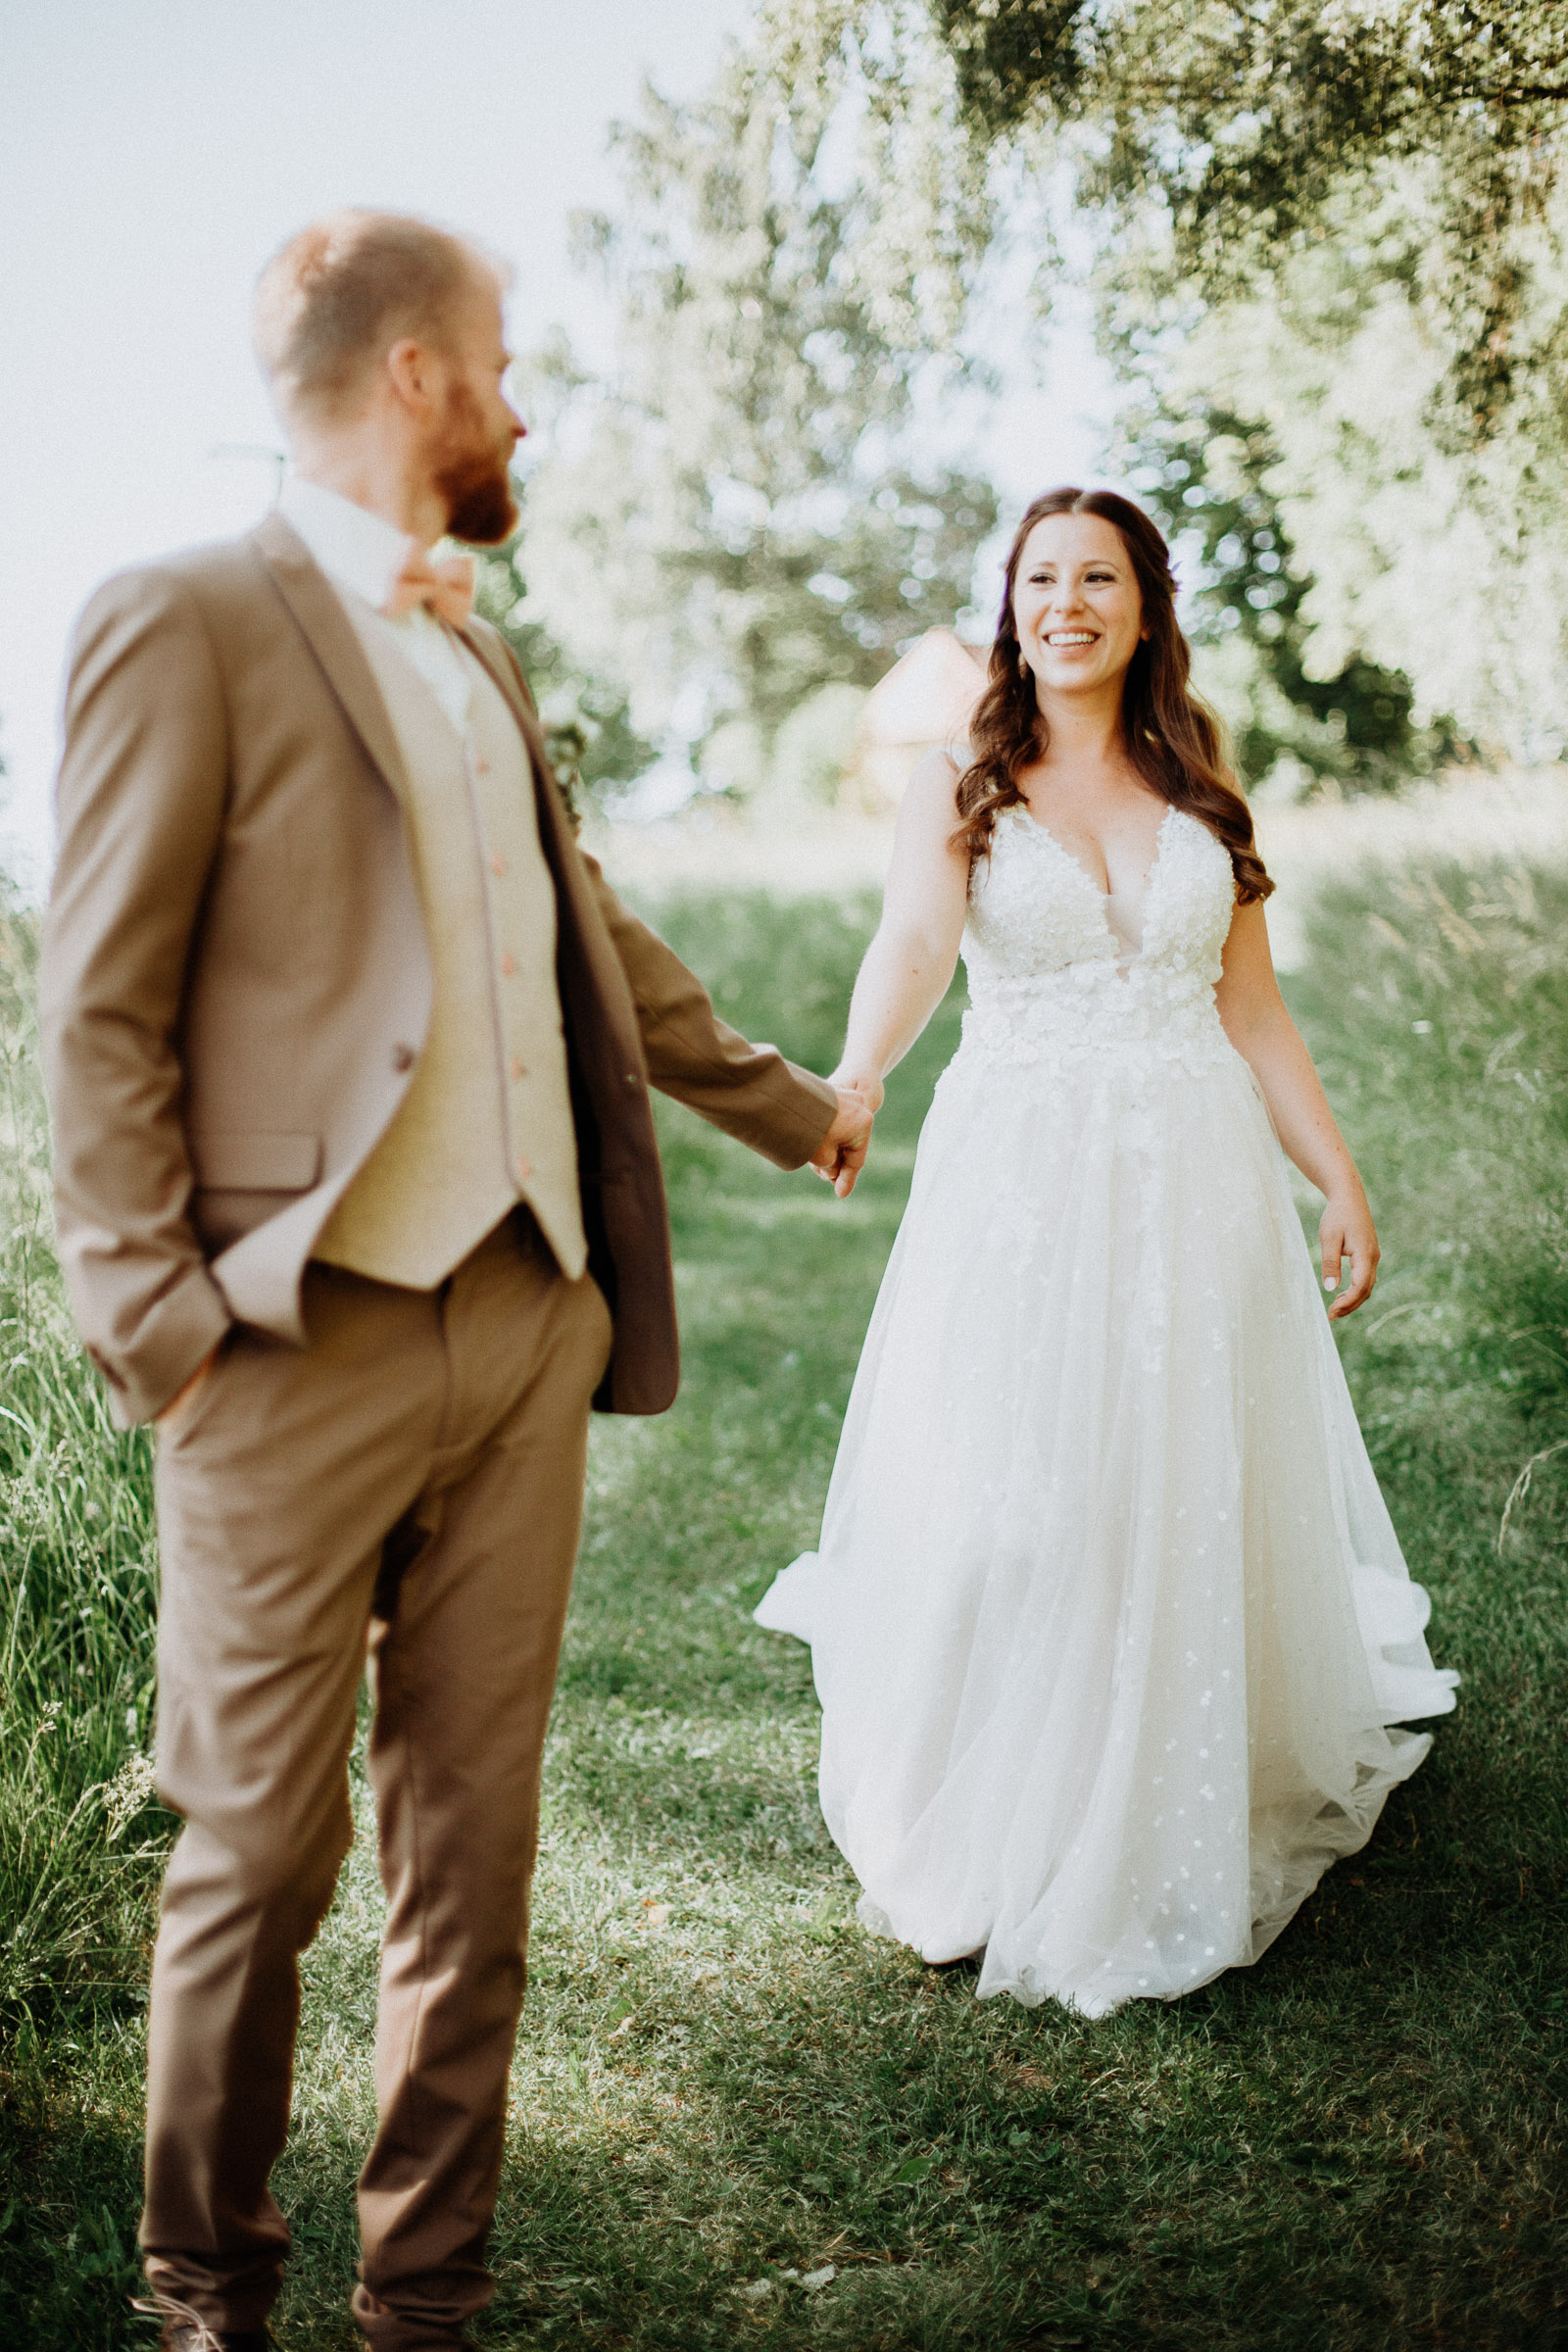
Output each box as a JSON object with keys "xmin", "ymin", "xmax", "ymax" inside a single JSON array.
[
  {"xmin": 623, "ymin": 1071, "xmax": 638, "ymax": 1090},
  {"xmin": 391, "ymin": 1042, "xmax": 416, "ymax": 1072}
]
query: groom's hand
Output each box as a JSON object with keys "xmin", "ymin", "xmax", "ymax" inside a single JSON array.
[{"xmin": 809, "ymin": 1090, "xmax": 875, "ymax": 1200}]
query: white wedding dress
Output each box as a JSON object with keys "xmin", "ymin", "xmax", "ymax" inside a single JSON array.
[{"xmin": 757, "ymin": 803, "xmax": 1457, "ymax": 2016}]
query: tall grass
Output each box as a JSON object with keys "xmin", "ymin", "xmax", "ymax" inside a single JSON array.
[
  {"xmin": 0, "ymin": 862, "xmax": 1563, "ymax": 2349},
  {"xmin": 1293, "ymin": 864, "xmax": 1568, "ymax": 1877},
  {"xmin": 1296, "ymin": 860, "xmax": 1568, "ymax": 1440},
  {"xmin": 0, "ymin": 904, "xmax": 165, "ymax": 2027}
]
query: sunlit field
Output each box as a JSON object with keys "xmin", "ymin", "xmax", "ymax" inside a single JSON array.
[{"xmin": 0, "ymin": 863, "xmax": 1564, "ymax": 2351}]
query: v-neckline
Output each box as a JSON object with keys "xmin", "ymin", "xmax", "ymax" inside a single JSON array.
[{"xmin": 1014, "ymin": 801, "xmax": 1179, "ymax": 963}]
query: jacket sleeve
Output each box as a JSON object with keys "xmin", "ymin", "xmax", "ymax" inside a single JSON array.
[
  {"xmin": 578, "ymin": 851, "xmax": 839, "ymax": 1169},
  {"xmin": 39, "ymin": 568, "xmax": 235, "ymax": 1426}
]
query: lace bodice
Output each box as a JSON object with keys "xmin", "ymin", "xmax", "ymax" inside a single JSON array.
[{"xmin": 956, "ymin": 804, "xmax": 1239, "ymax": 1075}]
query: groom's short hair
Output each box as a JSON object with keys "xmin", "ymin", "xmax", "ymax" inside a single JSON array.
[{"xmin": 254, "ymin": 210, "xmax": 496, "ymax": 417}]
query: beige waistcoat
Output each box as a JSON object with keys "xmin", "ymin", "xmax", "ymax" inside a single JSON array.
[{"xmin": 313, "ymin": 618, "xmax": 586, "ymax": 1288}]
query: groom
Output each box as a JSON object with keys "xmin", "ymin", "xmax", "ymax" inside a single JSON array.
[{"xmin": 41, "ymin": 210, "xmax": 871, "ymax": 2351}]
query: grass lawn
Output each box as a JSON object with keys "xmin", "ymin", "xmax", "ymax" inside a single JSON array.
[{"xmin": 0, "ymin": 863, "xmax": 1564, "ymax": 2350}]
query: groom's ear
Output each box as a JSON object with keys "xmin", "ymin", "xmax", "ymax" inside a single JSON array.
[{"xmin": 384, "ymin": 335, "xmax": 444, "ymax": 419}]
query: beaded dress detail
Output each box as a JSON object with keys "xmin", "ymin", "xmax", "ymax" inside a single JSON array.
[{"xmin": 757, "ymin": 804, "xmax": 1456, "ymax": 2016}]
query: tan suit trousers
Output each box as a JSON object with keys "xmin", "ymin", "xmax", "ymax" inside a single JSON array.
[{"xmin": 141, "ymin": 1212, "xmax": 612, "ymax": 2349}]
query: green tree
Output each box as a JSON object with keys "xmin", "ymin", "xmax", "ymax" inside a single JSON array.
[
  {"xmin": 1114, "ymin": 395, "xmax": 1472, "ymax": 793},
  {"xmin": 1127, "ymin": 183, "xmax": 1568, "ymax": 760},
  {"xmin": 931, "ymin": 3, "xmax": 1565, "ymax": 287},
  {"xmin": 517, "ymin": 49, "xmax": 997, "ymax": 802},
  {"xmin": 763, "ymin": 0, "xmax": 1568, "ymax": 768}
]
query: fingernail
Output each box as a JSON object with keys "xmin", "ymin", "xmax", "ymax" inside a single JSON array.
[{"xmin": 1323, "ymin": 1277, "xmax": 1338, "ymax": 1291}]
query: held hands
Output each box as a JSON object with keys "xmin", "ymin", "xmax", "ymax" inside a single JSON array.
[
  {"xmin": 830, "ymin": 1065, "xmax": 886, "ymax": 1117},
  {"xmin": 809, "ymin": 1086, "xmax": 877, "ymax": 1199},
  {"xmin": 1320, "ymin": 1185, "xmax": 1380, "ymax": 1320}
]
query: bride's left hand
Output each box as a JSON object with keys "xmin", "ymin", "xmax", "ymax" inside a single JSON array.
[{"xmin": 1320, "ymin": 1186, "xmax": 1380, "ymax": 1319}]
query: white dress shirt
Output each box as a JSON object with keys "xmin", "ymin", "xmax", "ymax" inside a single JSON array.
[{"xmin": 277, "ymin": 472, "xmax": 475, "ymax": 733}]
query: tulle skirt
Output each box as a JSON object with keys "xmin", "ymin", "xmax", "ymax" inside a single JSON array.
[{"xmin": 757, "ymin": 1035, "xmax": 1457, "ymax": 2015}]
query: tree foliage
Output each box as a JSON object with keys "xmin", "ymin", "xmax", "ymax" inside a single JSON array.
[
  {"xmin": 1116, "ymin": 396, "xmax": 1470, "ymax": 792},
  {"xmin": 935, "ymin": 3, "xmax": 1565, "ymax": 265},
  {"xmin": 1139, "ymin": 183, "xmax": 1568, "ymax": 760},
  {"xmin": 762, "ymin": 0, "xmax": 1568, "ymax": 770},
  {"xmin": 517, "ymin": 46, "xmax": 997, "ymax": 805},
  {"xmin": 939, "ymin": 4, "xmax": 1568, "ymax": 723},
  {"xmin": 988, "ymin": 2, "xmax": 1568, "ymax": 468}
]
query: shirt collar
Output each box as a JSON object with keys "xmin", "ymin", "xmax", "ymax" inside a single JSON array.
[{"xmin": 276, "ymin": 473, "xmax": 418, "ymax": 613}]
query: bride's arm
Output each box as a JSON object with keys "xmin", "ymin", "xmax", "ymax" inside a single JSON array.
[
  {"xmin": 1215, "ymin": 898, "xmax": 1379, "ymax": 1319},
  {"xmin": 831, "ymin": 751, "xmax": 971, "ymax": 1111}
]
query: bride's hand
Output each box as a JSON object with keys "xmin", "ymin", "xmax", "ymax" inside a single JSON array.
[
  {"xmin": 828, "ymin": 1065, "xmax": 886, "ymax": 1115},
  {"xmin": 1320, "ymin": 1185, "xmax": 1379, "ymax": 1320}
]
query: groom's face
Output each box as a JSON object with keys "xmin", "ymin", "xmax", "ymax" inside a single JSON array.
[{"xmin": 426, "ymin": 276, "xmax": 525, "ymax": 546}]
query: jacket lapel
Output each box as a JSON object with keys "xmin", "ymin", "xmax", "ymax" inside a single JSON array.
[
  {"xmin": 252, "ymin": 511, "xmax": 413, "ymax": 806},
  {"xmin": 456, "ymin": 618, "xmax": 547, "ymax": 756}
]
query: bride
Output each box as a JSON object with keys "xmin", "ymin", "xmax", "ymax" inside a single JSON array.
[{"xmin": 756, "ymin": 486, "xmax": 1457, "ymax": 2017}]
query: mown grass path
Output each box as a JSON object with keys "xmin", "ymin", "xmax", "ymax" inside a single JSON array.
[{"xmin": 1, "ymin": 875, "xmax": 1564, "ymax": 2349}]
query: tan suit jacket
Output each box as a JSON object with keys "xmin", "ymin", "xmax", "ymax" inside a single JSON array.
[{"xmin": 41, "ymin": 512, "xmax": 836, "ymax": 1427}]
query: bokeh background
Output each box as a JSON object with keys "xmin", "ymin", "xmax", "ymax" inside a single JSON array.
[{"xmin": 1, "ymin": 6, "xmax": 1564, "ymax": 2348}]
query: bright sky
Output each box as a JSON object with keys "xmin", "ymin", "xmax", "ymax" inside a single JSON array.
[{"xmin": 0, "ymin": 0, "xmax": 1109, "ymax": 893}]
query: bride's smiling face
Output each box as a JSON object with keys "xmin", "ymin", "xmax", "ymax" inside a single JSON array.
[{"xmin": 1011, "ymin": 513, "xmax": 1148, "ymax": 701}]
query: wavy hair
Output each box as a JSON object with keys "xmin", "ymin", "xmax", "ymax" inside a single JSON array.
[{"xmin": 954, "ymin": 487, "xmax": 1273, "ymax": 903}]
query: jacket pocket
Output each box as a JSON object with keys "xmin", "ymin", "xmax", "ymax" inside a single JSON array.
[{"xmin": 189, "ymin": 1130, "xmax": 322, "ymax": 1192}]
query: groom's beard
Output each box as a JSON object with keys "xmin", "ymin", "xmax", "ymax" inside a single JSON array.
[{"xmin": 432, "ymin": 384, "xmax": 518, "ymax": 546}]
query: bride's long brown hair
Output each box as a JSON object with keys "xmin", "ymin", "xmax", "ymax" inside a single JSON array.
[{"xmin": 955, "ymin": 487, "xmax": 1273, "ymax": 903}]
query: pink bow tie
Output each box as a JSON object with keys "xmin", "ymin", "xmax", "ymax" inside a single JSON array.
[{"xmin": 381, "ymin": 545, "xmax": 475, "ymax": 626}]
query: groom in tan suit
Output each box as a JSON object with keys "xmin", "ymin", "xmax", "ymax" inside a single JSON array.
[{"xmin": 41, "ymin": 210, "xmax": 870, "ymax": 2352}]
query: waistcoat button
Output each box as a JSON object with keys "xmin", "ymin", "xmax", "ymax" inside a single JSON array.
[{"xmin": 391, "ymin": 1042, "xmax": 416, "ymax": 1072}]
